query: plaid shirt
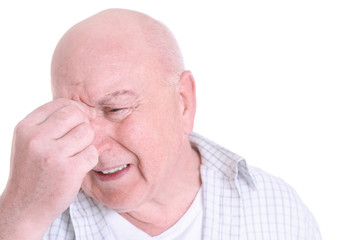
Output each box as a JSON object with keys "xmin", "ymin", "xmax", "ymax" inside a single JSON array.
[{"xmin": 43, "ymin": 133, "xmax": 321, "ymax": 239}]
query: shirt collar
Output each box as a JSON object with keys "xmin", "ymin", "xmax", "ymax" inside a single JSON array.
[
  {"xmin": 70, "ymin": 191, "xmax": 115, "ymax": 240},
  {"xmin": 189, "ymin": 132, "xmax": 256, "ymax": 190}
]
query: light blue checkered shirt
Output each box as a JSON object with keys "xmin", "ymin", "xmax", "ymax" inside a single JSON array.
[{"xmin": 43, "ymin": 133, "xmax": 321, "ymax": 239}]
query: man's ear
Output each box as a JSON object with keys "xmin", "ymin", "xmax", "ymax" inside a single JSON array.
[{"xmin": 178, "ymin": 70, "xmax": 197, "ymax": 134}]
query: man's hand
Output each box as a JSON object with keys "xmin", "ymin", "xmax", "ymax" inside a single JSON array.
[{"xmin": 0, "ymin": 99, "xmax": 98, "ymax": 240}]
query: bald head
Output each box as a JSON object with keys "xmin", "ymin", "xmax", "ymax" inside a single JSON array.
[{"xmin": 51, "ymin": 9, "xmax": 184, "ymax": 92}]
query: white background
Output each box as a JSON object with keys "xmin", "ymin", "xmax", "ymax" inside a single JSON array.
[{"xmin": 0, "ymin": 1, "xmax": 359, "ymax": 239}]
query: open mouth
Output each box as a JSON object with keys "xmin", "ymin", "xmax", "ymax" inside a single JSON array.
[
  {"xmin": 95, "ymin": 164, "xmax": 130, "ymax": 181},
  {"xmin": 99, "ymin": 164, "xmax": 129, "ymax": 174}
]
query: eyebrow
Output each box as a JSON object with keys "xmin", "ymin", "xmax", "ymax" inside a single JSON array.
[{"xmin": 97, "ymin": 90, "xmax": 137, "ymax": 105}]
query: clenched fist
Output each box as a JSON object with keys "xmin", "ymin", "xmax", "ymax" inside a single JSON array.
[{"xmin": 0, "ymin": 99, "xmax": 99, "ymax": 240}]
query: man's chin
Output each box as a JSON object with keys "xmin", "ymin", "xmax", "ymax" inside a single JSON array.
[{"xmin": 80, "ymin": 187, "xmax": 144, "ymax": 213}]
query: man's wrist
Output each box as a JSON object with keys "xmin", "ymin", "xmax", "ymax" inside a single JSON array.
[{"xmin": 0, "ymin": 194, "xmax": 47, "ymax": 240}]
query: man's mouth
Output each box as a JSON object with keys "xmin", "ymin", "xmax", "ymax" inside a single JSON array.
[
  {"xmin": 99, "ymin": 164, "xmax": 129, "ymax": 175},
  {"xmin": 94, "ymin": 164, "xmax": 131, "ymax": 181}
]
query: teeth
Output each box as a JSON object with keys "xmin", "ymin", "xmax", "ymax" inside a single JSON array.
[{"xmin": 101, "ymin": 164, "xmax": 128, "ymax": 174}]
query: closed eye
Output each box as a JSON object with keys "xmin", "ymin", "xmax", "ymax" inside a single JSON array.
[
  {"xmin": 103, "ymin": 107, "xmax": 133, "ymax": 122},
  {"xmin": 108, "ymin": 108, "xmax": 125, "ymax": 112}
]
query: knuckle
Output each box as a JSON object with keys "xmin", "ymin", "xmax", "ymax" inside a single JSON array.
[
  {"xmin": 41, "ymin": 145, "xmax": 67, "ymax": 168},
  {"xmin": 14, "ymin": 119, "xmax": 25, "ymax": 131},
  {"xmin": 42, "ymin": 154, "xmax": 58, "ymax": 167},
  {"xmin": 73, "ymin": 123, "xmax": 95, "ymax": 141},
  {"xmin": 27, "ymin": 132, "xmax": 46, "ymax": 153},
  {"xmin": 60, "ymin": 105, "xmax": 88, "ymax": 123},
  {"xmin": 14, "ymin": 118, "xmax": 30, "ymax": 136}
]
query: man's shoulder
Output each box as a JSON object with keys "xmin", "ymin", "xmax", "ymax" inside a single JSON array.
[
  {"xmin": 191, "ymin": 132, "xmax": 308, "ymax": 207},
  {"xmin": 190, "ymin": 132, "xmax": 300, "ymax": 194},
  {"xmin": 193, "ymin": 133, "xmax": 321, "ymax": 239},
  {"xmin": 240, "ymin": 165, "xmax": 307, "ymax": 212},
  {"xmin": 247, "ymin": 165, "xmax": 299, "ymax": 196}
]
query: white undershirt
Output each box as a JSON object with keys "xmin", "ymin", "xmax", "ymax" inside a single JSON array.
[{"xmin": 105, "ymin": 188, "xmax": 203, "ymax": 240}]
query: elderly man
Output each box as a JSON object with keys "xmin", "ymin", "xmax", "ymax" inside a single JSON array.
[{"xmin": 0, "ymin": 9, "xmax": 321, "ymax": 240}]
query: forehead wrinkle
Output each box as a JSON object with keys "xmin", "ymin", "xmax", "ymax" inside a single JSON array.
[{"xmin": 98, "ymin": 90, "xmax": 137, "ymax": 105}]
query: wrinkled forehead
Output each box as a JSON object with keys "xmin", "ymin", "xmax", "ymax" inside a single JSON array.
[
  {"xmin": 51, "ymin": 28, "xmax": 163, "ymax": 98},
  {"xmin": 51, "ymin": 46, "xmax": 161, "ymax": 102}
]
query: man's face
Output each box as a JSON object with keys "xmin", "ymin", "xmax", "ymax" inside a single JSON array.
[{"xmin": 52, "ymin": 42, "xmax": 187, "ymax": 212}]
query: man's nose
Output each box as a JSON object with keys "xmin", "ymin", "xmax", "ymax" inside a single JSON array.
[{"xmin": 90, "ymin": 117, "xmax": 113, "ymax": 153}]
